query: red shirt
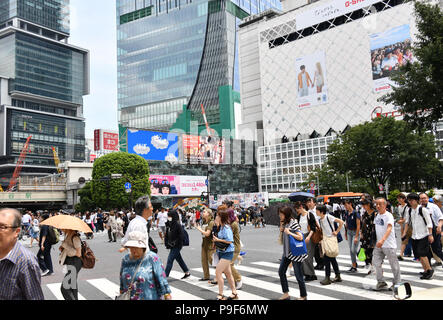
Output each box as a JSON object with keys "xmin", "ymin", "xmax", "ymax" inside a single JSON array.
[{"xmin": 196, "ymin": 211, "xmax": 200, "ymax": 219}]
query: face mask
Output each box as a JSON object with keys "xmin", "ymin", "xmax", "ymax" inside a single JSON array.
[{"xmin": 168, "ymin": 217, "xmax": 172, "ymax": 222}]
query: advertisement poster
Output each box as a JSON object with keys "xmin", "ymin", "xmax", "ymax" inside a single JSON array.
[
  {"xmin": 183, "ymin": 134, "xmax": 226, "ymax": 164},
  {"xmin": 102, "ymin": 132, "xmax": 119, "ymax": 151},
  {"xmin": 370, "ymin": 24, "xmax": 415, "ymax": 93},
  {"xmin": 295, "ymin": 50, "xmax": 328, "ymax": 108},
  {"xmin": 209, "ymin": 192, "xmax": 269, "ymax": 209},
  {"xmin": 127, "ymin": 129, "xmax": 178, "ymax": 162},
  {"xmin": 150, "ymin": 175, "xmax": 207, "ymax": 196}
]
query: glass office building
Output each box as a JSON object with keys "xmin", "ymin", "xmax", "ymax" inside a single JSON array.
[
  {"xmin": 117, "ymin": 0, "xmax": 281, "ymax": 132},
  {"xmin": 0, "ymin": 0, "xmax": 89, "ymax": 184}
]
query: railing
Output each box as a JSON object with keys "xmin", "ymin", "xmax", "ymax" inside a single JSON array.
[{"xmin": 18, "ymin": 174, "xmax": 67, "ymax": 192}]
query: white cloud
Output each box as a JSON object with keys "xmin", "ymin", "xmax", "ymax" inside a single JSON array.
[
  {"xmin": 128, "ymin": 129, "xmax": 139, "ymax": 134},
  {"xmin": 133, "ymin": 144, "xmax": 150, "ymax": 155},
  {"xmin": 165, "ymin": 153, "xmax": 178, "ymax": 163},
  {"xmin": 151, "ymin": 135, "xmax": 169, "ymax": 150}
]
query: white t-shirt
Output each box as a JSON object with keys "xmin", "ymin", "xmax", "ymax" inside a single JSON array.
[
  {"xmin": 22, "ymin": 214, "xmax": 32, "ymax": 224},
  {"xmin": 374, "ymin": 211, "xmax": 396, "ymax": 249},
  {"xmin": 320, "ymin": 214, "xmax": 337, "ymax": 237},
  {"xmin": 299, "ymin": 214, "xmax": 309, "ymax": 234},
  {"xmin": 157, "ymin": 211, "xmax": 168, "ymax": 227}
]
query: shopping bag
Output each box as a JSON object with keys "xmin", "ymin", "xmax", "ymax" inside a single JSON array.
[
  {"xmin": 358, "ymin": 248, "xmax": 366, "ymax": 262},
  {"xmin": 211, "ymin": 252, "xmax": 219, "ymax": 267}
]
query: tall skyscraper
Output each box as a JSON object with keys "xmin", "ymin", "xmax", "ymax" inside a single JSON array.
[
  {"xmin": 117, "ymin": 0, "xmax": 281, "ymax": 134},
  {"xmin": 0, "ymin": 0, "xmax": 90, "ymax": 185}
]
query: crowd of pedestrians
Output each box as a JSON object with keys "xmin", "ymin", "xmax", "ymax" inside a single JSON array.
[{"xmin": 1, "ymin": 190, "xmax": 442, "ymax": 301}]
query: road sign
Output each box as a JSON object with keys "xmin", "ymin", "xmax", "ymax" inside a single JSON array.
[
  {"xmin": 310, "ymin": 181, "xmax": 315, "ymax": 189},
  {"xmin": 125, "ymin": 188, "xmax": 131, "ymax": 193},
  {"xmin": 205, "ymin": 179, "xmax": 208, "ymax": 186},
  {"xmin": 125, "ymin": 183, "xmax": 132, "ymax": 190},
  {"xmin": 379, "ymin": 184, "xmax": 383, "ymax": 191}
]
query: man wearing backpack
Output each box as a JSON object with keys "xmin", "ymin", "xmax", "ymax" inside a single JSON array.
[
  {"xmin": 402, "ymin": 193, "xmax": 435, "ymax": 280},
  {"xmin": 419, "ymin": 193, "xmax": 443, "ymax": 268},
  {"xmin": 38, "ymin": 214, "xmax": 54, "ymax": 276}
]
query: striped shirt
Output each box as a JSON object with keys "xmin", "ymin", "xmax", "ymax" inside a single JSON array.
[
  {"xmin": 283, "ymin": 219, "xmax": 308, "ymax": 263},
  {"xmin": 0, "ymin": 241, "xmax": 44, "ymax": 300}
]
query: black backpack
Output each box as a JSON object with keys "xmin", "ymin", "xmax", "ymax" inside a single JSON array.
[
  {"xmin": 408, "ymin": 207, "xmax": 435, "ymax": 229},
  {"xmin": 47, "ymin": 226, "xmax": 59, "ymax": 245}
]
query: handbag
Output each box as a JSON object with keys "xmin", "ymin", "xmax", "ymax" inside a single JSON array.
[
  {"xmin": 289, "ymin": 231, "xmax": 307, "ymax": 256},
  {"xmin": 321, "ymin": 236, "xmax": 339, "ymax": 258},
  {"xmin": 115, "ymin": 254, "xmax": 145, "ymax": 300}
]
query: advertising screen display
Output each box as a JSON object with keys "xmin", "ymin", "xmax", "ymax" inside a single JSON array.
[
  {"xmin": 209, "ymin": 192, "xmax": 269, "ymax": 209},
  {"xmin": 127, "ymin": 129, "xmax": 178, "ymax": 162},
  {"xmin": 149, "ymin": 175, "xmax": 207, "ymax": 196},
  {"xmin": 296, "ymin": 50, "xmax": 328, "ymax": 108},
  {"xmin": 183, "ymin": 135, "xmax": 226, "ymax": 164},
  {"xmin": 102, "ymin": 132, "xmax": 119, "ymax": 151},
  {"xmin": 370, "ymin": 24, "xmax": 414, "ymax": 93}
]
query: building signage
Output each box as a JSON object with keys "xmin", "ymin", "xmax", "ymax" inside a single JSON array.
[
  {"xmin": 102, "ymin": 132, "xmax": 119, "ymax": 151},
  {"xmin": 149, "ymin": 175, "xmax": 207, "ymax": 196},
  {"xmin": 94, "ymin": 129, "xmax": 100, "ymax": 151},
  {"xmin": 296, "ymin": 0, "xmax": 380, "ymax": 30}
]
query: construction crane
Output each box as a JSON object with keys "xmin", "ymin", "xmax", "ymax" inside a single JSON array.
[
  {"xmin": 200, "ymin": 104, "xmax": 216, "ymax": 137},
  {"xmin": 0, "ymin": 185, "xmax": 3, "ymax": 192},
  {"xmin": 51, "ymin": 146, "xmax": 63, "ymax": 174},
  {"xmin": 7, "ymin": 135, "xmax": 32, "ymax": 192}
]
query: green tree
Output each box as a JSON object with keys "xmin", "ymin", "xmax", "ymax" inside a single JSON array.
[
  {"xmin": 300, "ymin": 164, "xmax": 374, "ymax": 195},
  {"xmin": 327, "ymin": 117, "xmax": 440, "ymax": 194},
  {"xmin": 91, "ymin": 152, "xmax": 150, "ymax": 210},
  {"xmin": 76, "ymin": 181, "xmax": 96, "ymax": 212},
  {"xmin": 380, "ymin": 1, "xmax": 443, "ymax": 130}
]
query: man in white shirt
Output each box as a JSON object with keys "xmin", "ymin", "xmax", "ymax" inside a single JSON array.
[
  {"xmin": 373, "ymin": 198, "xmax": 401, "ymax": 290},
  {"xmin": 419, "ymin": 193, "xmax": 443, "ymax": 267},
  {"xmin": 119, "ymin": 195, "xmax": 153, "ymax": 253},
  {"xmin": 156, "ymin": 208, "xmax": 168, "ymax": 243},
  {"xmin": 402, "ymin": 193, "xmax": 434, "ymax": 280},
  {"xmin": 306, "ymin": 198, "xmax": 324, "ymax": 270}
]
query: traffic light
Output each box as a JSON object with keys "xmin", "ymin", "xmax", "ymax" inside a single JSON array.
[
  {"xmin": 201, "ymin": 194, "xmax": 205, "ymax": 202},
  {"xmin": 214, "ymin": 194, "xmax": 218, "ymax": 201}
]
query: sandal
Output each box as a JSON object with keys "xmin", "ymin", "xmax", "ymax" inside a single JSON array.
[
  {"xmin": 216, "ymin": 294, "xmax": 226, "ymax": 300},
  {"xmin": 227, "ymin": 293, "xmax": 238, "ymax": 300},
  {"xmin": 209, "ymin": 280, "xmax": 218, "ymax": 285}
]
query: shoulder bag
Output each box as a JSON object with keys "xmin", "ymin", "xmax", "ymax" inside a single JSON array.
[
  {"xmin": 289, "ymin": 231, "xmax": 307, "ymax": 256},
  {"xmin": 320, "ymin": 218, "xmax": 339, "ymax": 258},
  {"xmin": 307, "ymin": 213, "xmax": 323, "ymax": 244},
  {"xmin": 116, "ymin": 255, "xmax": 145, "ymax": 300}
]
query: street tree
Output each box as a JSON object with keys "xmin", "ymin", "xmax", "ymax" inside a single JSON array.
[
  {"xmin": 76, "ymin": 181, "xmax": 95, "ymax": 212},
  {"xmin": 380, "ymin": 1, "xmax": 443, "ymax": 130},
  {"xmin": 327, "ymin": 117, "xmax": 441, "ymax": 194},
  {"xmin": 91, "ymin": 152, "xmax": 150, "ymax": 210},
  {"xmin": 301, "ymin": 164, "xmax": 374, "ymax": 195}
]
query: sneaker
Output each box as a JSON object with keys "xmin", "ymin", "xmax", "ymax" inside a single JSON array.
[
  {"xmin": 420, "ymin": 269, "xmax": 434, "ymax": 280},
  {"xmin": 320, "ymin": 277, "xmax": 332, "ymax": 285},
  {"xmin": 181, "ymin": 273, "xmax": 191, "ymax": 280},
  {"xmin": 375, "ymin": 281, "xmax": 388, "ymax": 291},
  {"xmin": 397, "ymin": 255, "xmax": 404, "ymax": 261},
  {"xmin": 332, "ymin": 274, "xmax": 342, "ymax": 283},
  {"xmin": 41, "ymin": 270, "xmax": 50, "ymax": 276},
  {"xmin": 235, "ymin": 280, "xmax": 243, "ymax": 290},
  {"xmin": 348, "ymin": 267, "xmax": 357, "ymax": 273},
  {"xmin": 432, "ymin": 262, "xmax": 442, "ymax": 267}
]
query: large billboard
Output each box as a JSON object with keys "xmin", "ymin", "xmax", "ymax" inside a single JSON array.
[
  {"xmin": 296, "ymin": 50, "xmax": 328, "ymax": 108},
  {"xmin": 128, "ymin": 129, "xmax": 178, "ymax": 162},
  {"xmin": 102, "ymin": 132, "xmax": 119, "ymax": 151},
  {"xmin": 209, "ymin": 192, "xmax": 269, "ymax": 209},
  {"xmin": 370, "ymin": 24, "xmax": 414, "ymax": 93},
  {"xmin": 183, "ymin": 135, "xmax": 226, "ymax": 164},
  {"xmin": 150, "ymin": 175, "xmax": 207, "ymax": 196}
]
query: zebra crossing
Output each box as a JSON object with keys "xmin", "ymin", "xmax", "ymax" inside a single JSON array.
[{"xmin": 41, "ymin": 254, "xmax": 443, "ymax": 300}]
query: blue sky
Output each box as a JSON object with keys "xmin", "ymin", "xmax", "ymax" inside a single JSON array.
[
  {"xmin": 69, "ymin": 0, "xmax": 118, "ymax": 139},
  {"xmin": 369, "ymin": 24, "xmax": 411, "ymax": 51}
]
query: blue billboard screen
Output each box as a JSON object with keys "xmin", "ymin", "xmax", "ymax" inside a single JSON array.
[{"xmin": 127, "ymin": 129, "xmax": 178, "ymax": 161}]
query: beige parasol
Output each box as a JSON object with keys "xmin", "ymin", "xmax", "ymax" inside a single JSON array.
[{"xmin": 40, "ymin": 215, "xmax": 92, "ymax": 234}]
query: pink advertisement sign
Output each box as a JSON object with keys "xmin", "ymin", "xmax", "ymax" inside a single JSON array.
[{"xmin": 149, "ymin": 175, "xmax": 207, "ymax": 196}]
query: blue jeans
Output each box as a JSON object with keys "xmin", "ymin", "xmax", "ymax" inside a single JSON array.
[
  {"xmin": 165, "ymin": 247, "xmax": 189, "ymax": 277},
  {"xmin": 278, "ymin": 256, "xmax": 307, "ymax": 298},
  {"xmin": 404, "ymin": 238, "xmax": 412, "ymax": 256},
  {"xmin": 347, "ymin": 229, "xmax": 359, "ymax": 266}
]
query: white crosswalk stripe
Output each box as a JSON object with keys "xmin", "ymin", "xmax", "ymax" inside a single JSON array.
[{"xmin": 42, "ymin": 254, "xmax": 443, "ymax": 300}]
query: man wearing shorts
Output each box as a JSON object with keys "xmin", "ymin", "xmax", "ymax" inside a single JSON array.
[
  {"xmin": 402, "ymin": 193, "xmax": 435, "ymax": 280},
  {"xmin": 156, "ymin": 208, "xmax": 168, "ymax": 244}
]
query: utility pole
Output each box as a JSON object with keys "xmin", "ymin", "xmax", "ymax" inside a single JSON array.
[{"xmin": 346, "ymin": 172, "xmax": 350, "ymax": 192}]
